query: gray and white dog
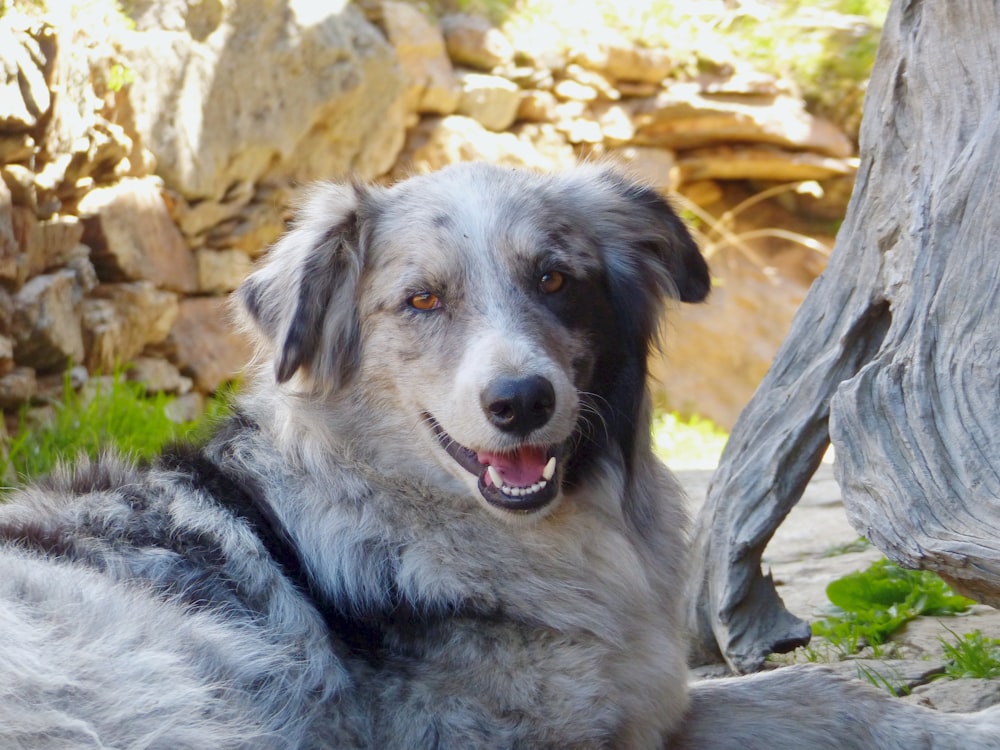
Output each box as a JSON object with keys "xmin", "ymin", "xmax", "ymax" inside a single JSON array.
[{"xmin": 0, "ymin": 163, "xmax": 997, "ymax": 749}]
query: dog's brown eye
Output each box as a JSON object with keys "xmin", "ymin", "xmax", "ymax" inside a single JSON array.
[
  {"xmin": 539, "ymin": 271, "xmax": 565, "ymax": 294},
  {"xmin": 409, "ymin": 292, "xmax": 442, "ymax": 311}
]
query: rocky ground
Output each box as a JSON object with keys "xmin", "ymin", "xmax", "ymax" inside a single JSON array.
[{"xmin": 677, "ymin": 463, "xmax": 1000, "ymax": 713}]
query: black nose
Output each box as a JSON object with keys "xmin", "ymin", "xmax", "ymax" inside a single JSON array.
[{"xmin": 481, "ymin": 375, "xmax": 555, "ymax": 435}]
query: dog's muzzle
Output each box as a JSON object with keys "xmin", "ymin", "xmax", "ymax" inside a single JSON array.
[{"xmin": 426, "ymin": 416, "xmax": 565, "ymax": 513}]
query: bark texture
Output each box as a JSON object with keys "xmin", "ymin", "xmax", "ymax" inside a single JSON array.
[{"xmin": 687, "ymin": 0, "xmax": 1000, "ymax": 673}]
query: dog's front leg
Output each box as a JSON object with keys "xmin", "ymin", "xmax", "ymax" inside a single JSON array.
[{"xmin": 669, "ymin": 664, "xmax": 1000, "ymax": 750}]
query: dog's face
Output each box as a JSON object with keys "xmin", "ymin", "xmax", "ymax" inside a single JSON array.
[{"xmin": 238, "ymin": 164, "xmax": 709, "ymax": 517}]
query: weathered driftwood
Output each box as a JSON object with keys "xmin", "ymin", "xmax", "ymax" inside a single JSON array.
[{"xmin": 687, "ymin": 0, "xmax": 1000, "ymax": 673}]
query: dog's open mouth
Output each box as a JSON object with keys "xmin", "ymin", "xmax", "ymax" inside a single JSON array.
[{"xmin": 426, "ymin": 415, "xmax": 562, "ymax": 513}]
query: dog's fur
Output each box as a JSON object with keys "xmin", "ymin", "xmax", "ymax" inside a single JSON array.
[{"xmin": 0, "ymin": 163, "xmax": 997, "ymax": 749}]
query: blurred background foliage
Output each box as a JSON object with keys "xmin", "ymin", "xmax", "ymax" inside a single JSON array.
[{"xmin": 422, "ymin": 0, "xmax": 889, "ymax": 137}]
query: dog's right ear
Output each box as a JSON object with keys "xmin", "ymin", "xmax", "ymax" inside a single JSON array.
[{"xmin": 235, "ymin": 182, "xmax": 367, "ymax": 391}]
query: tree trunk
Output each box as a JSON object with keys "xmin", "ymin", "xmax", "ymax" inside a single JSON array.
[{"xmin": 687, "ymin": 0, "xmax": 1000, "ymax": 673}]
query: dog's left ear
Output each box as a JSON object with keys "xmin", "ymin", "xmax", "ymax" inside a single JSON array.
[
  {"xmin": 235, "ymin": 182, "xmax": 368, "ymax": 391},
  {"xmin": 553, "ymin": 167, "xmax": 709, "ymax": 355},
  {"xmin": 589, "ymin": 167, "xmax": 710, "ymax": 305}
]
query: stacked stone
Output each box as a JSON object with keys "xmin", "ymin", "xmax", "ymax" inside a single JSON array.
[
  {"xmin": 3, "ymin": 18, "xmax": 184, "ymax": 416},
  {"xmin": 0, "ymin": 1, "xmax": 864, "ymax": 429},
  {"xmin": 377, "ymin": 6, "xmax": 855, "ymax": 189}
]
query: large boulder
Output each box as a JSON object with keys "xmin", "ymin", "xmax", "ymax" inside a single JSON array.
[
  {"xmin": 677, "ymin": 145, "xmax": 856, "ymax": 183},
  {"xmin": 455, "ymin": 71, "xmax": 521, "ymax": 131},
  {"xmin": 78, "ymin": 177, "xmax": 198, "ymax": 293},
  {"xmin": 160, "ymin": 296, "xmax": 252, "ymax": 393},
  {"xmin": 392, "ymin": 115, "xmax": 575, "ymax": 175},
  {"xmin": 0, "ymin": 179, "xmax": 19, "ymax": 287},
  {"xmin": 630, "ymin": 83, "xmax": 854, "ymax": 157},
  {"xmin": 81, "ymin": 282, "xmax": 178, "ymax": 373},
  {"xmin": 11, "ymin": 269, "xmax": 86, "ymax": 372},
  {"xmin": 440, "ymin": 13, "xmax": 514, "ymax": 71},
  {"xmin": 376, "ymin": 1, "xmax": 460, "ymax": 115},
  {"xmin": 117, "ymin": 0, "xmax": 409, "ymax": 200},
  {"xmin": 572, "ymin": 34, "xmax": 673, "ymax": 84},
  {"xmin": 0, "ymin": 20, "xmax": 51, "ymax": 133}
]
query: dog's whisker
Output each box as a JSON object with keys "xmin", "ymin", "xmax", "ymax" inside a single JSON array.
[{"xmin": 577, "ymin": 390, "xmax": 612, "ymax": 446}]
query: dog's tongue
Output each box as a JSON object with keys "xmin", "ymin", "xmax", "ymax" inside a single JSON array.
[{"xmin": 478, "ymin": 446, "xmax": 548, "ymax": 487}]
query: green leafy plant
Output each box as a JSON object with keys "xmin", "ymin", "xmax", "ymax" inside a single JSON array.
[
  {"xmin": 939, "ymin": 628, "xmax": 1000, "ymax": 680},
  {"xmin": 812, "ymin": 559, "xmax": 975, "ymax": 657},
  {"xmin": 107, "ymin": 62, "xmax": 135, "ymax": 92},
  {"xmin": 1, "ymin": 371, "xmax": 229, "ymax": 488}
]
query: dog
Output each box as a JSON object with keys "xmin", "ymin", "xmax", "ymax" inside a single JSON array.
[{"xmin": 0, "ymin": 163, "xmax": 997, "ymax": 749}]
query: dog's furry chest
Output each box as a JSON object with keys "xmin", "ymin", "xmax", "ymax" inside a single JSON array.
[
  {"xmin": 282, "ymin": 467, "xmax": 691, "ymax": 748},
  {"xmin": 357, "ymin": 604, "xmax": 685, "ymax": 748}
]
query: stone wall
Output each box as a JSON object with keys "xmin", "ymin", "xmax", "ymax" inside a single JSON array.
[{"xmin": 0, "ymin": 1, "xmax": 862, "ymax": 430}]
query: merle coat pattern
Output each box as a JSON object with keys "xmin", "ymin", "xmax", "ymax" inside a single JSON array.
[{"xmin": 0, "ymin": 163, "xmax": 997, "ymax": 749}]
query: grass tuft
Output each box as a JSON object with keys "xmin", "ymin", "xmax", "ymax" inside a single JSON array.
[
  {"xmin": 856, "ymin": 662, "xmax": 911, "ymax": 696},
  {"xmin": 1, "ymin": 371, "xmax": 230, "ymax": 489},
  {"xmin": 939, "ymin": 628, "xmax": 1000, "ymax": 680}
]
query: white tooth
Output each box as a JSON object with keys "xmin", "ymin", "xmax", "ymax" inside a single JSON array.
[
  {"xmin": 542, "ymin": 456, "xmax": 556, "ymax": 481},
  {"xmin": 488, "ymin": 466, "xmax": 503, "ymax": 488}
]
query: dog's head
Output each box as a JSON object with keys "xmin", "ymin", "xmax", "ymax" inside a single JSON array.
[{"xmin": 237, "ymin": 163, "xmax": 708, "ymax": 517}]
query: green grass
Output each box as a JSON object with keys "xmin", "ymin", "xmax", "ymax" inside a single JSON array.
[
  {"xmin": 812, "ymin": 558, "xmax": 975, "ymax": 657},
  {"xmin": 855, "ymin": 662, "xmax": 911, "ymax": 696},
  {"xmin": 939, "ymin": 628, "xmax": 1000, "ymax": 680},
  {"xmin": 1, "ymin": 371, "xmax": 229, "ymax": 488},
  {"xmin": 651, "ymin": 411, "xmax": 728, "ymax": 469}
]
